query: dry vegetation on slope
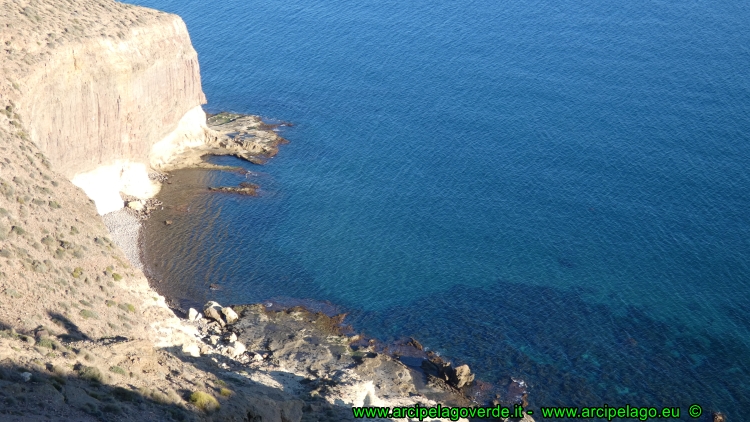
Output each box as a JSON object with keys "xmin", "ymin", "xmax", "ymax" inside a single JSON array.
[{"xmin": 0, "ymin": 0, "xmax": 165, "ymax": 70}]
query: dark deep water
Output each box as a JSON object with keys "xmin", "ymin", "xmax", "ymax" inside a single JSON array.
[{"xmin": 132, "ymin": 0, "xmax": 750, "ymax": 417}]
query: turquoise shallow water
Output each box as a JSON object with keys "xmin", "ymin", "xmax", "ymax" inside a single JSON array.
[{"xmin": 133, "ymin": 0, "xmax": 750, "ymax": 417}]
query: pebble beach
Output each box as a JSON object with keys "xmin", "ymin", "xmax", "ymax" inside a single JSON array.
[{"xmin": 102, "ymin": 208, "xmax": 144, "ymax": 271}]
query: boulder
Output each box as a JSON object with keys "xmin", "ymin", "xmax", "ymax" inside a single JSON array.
[
  {"xmin": 203, "ymin": 301, "xmax": 225, "ymax": 326},
  {"xmin": 199, "ymin": 344, "xmax": 212, "ymax": 355},
  {"xmin": 222, "ymin": 306, "xmax": 239, "ymax": 324},
  {"xmin": 182, "ymin": 343, "xmax": 200, "ymax": 357},
  {"xmin": 407, "ymin": 337, "xmax": 424, "ymax": 351},
  {"xmin": 227, "ymin": 341, "xmax": 246, "ymax": 358},
  {"xmin": 448, "ymin": 364, "xmax": 475, "ymax": 388},
  {"xmin": 188, "ymin": 308, "xmax": 199, "ymax": 321},
  {"xmin": 127, "ymin": 200, "xmax": 145, "ymax": 211}
]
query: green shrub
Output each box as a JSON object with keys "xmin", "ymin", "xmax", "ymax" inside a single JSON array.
[
  {"xmin": 5, "ymin": 289, "xmax": 21, "ymax": 298},
  {"xmin": 105, "ymin": 300, "xmax": 116, "ymax": 307},
  {"xmin": 37, "ymin": 338, "xmax": 55, "ymax": 349},
  {"xmin": 48, "ymin": 201, "xmax": 61, "ymax": 209},
  {"xmin": 79, "ymin": 309, "xmax": 98, "ymax": 319},
  {"xmin": 112, "ymin": 386, "xmax": 139, "ymax": 402},
  {"xmin": 109, "ymin": 366, "xmax": 126, "ymax": 376},
  {"xmin": 77, "ymin": 366, "xmax": 102, "ymax": 383},
  {"xmin": 112, "ymin": 273, "xmax": 122, "ymax": 281},
  {"xmin": 72, "ymin": 267, "xmax": 83, "ymax": 278},
  {"xmin": 189, "ymin": 391, "xmax": 220, "ymax": 413},
  {"xmin": 219, "ymin": 387, "xmax": 233, "ymax": 397},
  {"xmin": 0, "ymin": 329, "xmax": 18, "ymax": 339},
  {"xmin": 148, "ymin": 390, "xmax": 172, "ymax": 405},
  {"xmin": 31, "ymin": 260, "xmax": 47, "ymax": 273},
  {"xmin": 118, "ymin": 303, "xmax": 135, "ymax": 313}
]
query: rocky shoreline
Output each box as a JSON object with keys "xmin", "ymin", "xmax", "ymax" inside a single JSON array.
[
  {"xmin": 1, "ymin": 3, "xmax": 530, "ymax": 419},
  {"xmin": 111, "ymin": 112, "xmax": 537, "ymax": 421},
  {"xmin": 101, "ymin": 201, "xmax": 534, "ymax": 421}
]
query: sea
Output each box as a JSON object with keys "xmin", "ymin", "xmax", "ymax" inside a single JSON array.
[{"xmin": 130, "ymin": 0, "xmax": 750, "ymax": 418}]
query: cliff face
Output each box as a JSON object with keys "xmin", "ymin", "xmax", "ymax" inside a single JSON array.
[
  {"xmin": 19, "ymin": 16, "xmax": 205, "ymax": 178},
  {"xmin": 1, "ymin": 0, "xmax": 207, "ymax": 213}
]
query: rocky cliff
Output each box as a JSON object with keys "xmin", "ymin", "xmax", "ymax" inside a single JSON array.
[{"xmin": 2, "ymin": 0, "xmax": 207, "ymax": 214}]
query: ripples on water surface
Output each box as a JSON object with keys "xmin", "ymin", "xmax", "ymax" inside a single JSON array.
[{"xmin": 134, "ymin": 0, "xmax": 750, "ymax": 417}]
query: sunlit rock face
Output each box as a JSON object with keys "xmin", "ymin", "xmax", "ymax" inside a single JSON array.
[{"xmin": 5, "ymin": 1, "xmax": 206, "ymax": 212}]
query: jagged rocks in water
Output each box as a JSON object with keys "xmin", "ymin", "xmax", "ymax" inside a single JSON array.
[
  {"xmin": 421, "ymin": 358, "xmax": 475, "ymax": 389},
  {"xmin": 449, "ymin": 364, "xmax": 475, "ymax": 389},
  {"xmin": 208, "ymin": 182, "xmax": 259, "ymax": 196},
  {"xmin": 407, "ymin": 337, "xmax": 424, "ymax": 350}
]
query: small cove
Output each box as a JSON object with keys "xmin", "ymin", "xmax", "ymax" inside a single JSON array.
[{"xmin": 134, "ymin": 0, "xmax": 750, "ymax": 417}]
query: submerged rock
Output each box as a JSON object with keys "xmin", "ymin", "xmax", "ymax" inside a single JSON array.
[{"xmin": 208, "ymin": 182, "xmax": 259, "ymax": 196}]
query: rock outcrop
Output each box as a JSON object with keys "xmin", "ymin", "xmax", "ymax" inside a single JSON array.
[
  {"xmin": 18, "ymin": 16, "xmax": 205, "ymax": 180},
  {"xmin": 1, "ymin": 0, "xmax": 208, "ymax": 214}
]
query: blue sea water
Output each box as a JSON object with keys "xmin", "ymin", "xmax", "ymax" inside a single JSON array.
[{"xmin": 131, "ymin": 0, "xmax": 750, "ymax": 417}]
